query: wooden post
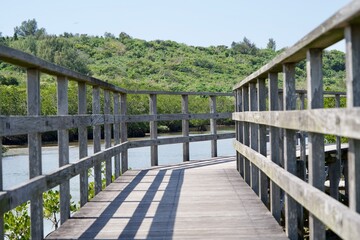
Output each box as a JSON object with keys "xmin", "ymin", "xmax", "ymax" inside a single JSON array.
[
  {"xmin": 27, "ymin": 68, "xmax": 43, "ymax": 239},
  {"xmin": 182, "ymin": 95, "xmax": 190, "ymax": 162},
  {"xmin": 57, "ymin": 76, "xmax": 70, "ymax": 224},
  {"xmin": 92, "ymin": 86, "xmax": 102, "ymax": 195},
  {"xmin": 258, "ymin": 78, "xmax": 268, "ymax": 207},
  {"xmin": 345, "ymin": 24, "xmax": 360, "ymax": 213},
  {"xmin": 297, "ymin": 92, "xmax": 306, "ymax": 239},
  {"xmin": 120, "ymin": 93, "xmax": 128, "ymax": 173},
  {"xmin": 249, "ymin": 83, "xmax": 259, "ymax": 195},
  {"xmin": 78, "ymin": 82, "xmax": 88, "ymax": 207},
  {"xmin": 150, "ymin": 94, "xmax": 158, "ymax": 166},
  {"xmin": 104, "ymin": 90, "xmax": 112, "ymax": 186},
  {"xmin": 210, "ymin": 96, "xmax": 217, "ymax": 158},
  {"xmin": 113, "ymin": 93, "xmax": 121, "ymax": 178},
  {"xmin": 236, "ymin": 90, "xmax": 244, "ymax": 176},
  {"xmin": 283, "ymin": 63, "xmax": 298, "ymax": 239},
  {"xmin": 269, "ymin": 72, "xmax": 281, "ymax": 223},
  {"xmin": 242, "ymin": 86, "xmax": 250, "ymax": 185},
  {"xmin": 0, "ymin": 137, "xmax": 3, "ymax": 239},
  {"xmin": 328, "ymin": 94, "xmax": 341, "ymax": 200},
  {"xmin": 307, "ymin": 48, "xmax": 325, "ymax": 240}
]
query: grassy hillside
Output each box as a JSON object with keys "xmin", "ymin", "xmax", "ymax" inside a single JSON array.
[{"xmin": 0, "ymin": 20, "xmax": 347, "ymax": 140}]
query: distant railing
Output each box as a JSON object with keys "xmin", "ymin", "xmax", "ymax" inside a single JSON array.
[
  {"xmin": 0, "ymin": 45, "xmax": 234, "ymax": 239},
  {"xmin": 233, "ymin": 1, "xmax": 360, "ymax": 239}
]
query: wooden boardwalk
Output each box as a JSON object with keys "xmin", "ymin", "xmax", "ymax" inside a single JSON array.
[{"xmin": 46, "ymin": 157, "xmax": 287, "ymax": 239}]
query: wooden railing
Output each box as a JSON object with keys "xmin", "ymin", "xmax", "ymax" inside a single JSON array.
[
  {"xmin": 0, "ymin": 45, "xmax": 234, "ymax": 239},
  {"xmin": 233, "ymin": 1, "xmax": 360, "ymax": 239}
]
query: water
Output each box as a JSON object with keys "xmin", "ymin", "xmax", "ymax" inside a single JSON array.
[{"xmin": 2, "ymin": 130, "xmax": 235, "ymax": 236}]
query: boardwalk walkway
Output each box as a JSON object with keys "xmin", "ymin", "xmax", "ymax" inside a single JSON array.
[{"xmin": 46, "ymin": 157, "xmax": 287, "ymax": 239}]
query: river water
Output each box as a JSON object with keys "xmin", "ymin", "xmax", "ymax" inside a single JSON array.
[{"xmin": 2, "ymin": 130, "xmax": 235, "ymax": 236}]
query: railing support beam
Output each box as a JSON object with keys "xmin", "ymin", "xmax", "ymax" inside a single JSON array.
[
  {"xmin": 27, "ymin": 68, "xmax": 43, "ymax": 240},
  {"xmin": 182, "ymin": 95, "xmax": 189, "ymax": 162},
  {"xmin": 345, "ymin": 24, "xmax": 360, "ymax": 213}
]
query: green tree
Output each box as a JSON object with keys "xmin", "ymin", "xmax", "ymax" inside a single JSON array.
[
  {"xmin": 266, "ymin": 38, "xmax": 276, "ymax": 51},
  {"xmin": 14, "ymin": 19, "xmax": 46, "ymax": 38}
]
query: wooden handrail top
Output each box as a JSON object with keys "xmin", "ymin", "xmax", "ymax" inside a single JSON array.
[
  {"xmin": 127, "ymin": 90, "xmax": 234, "ymax": 96},
  {"xmin": 233, "ymin": 0, "xmax": 360, "ymax": 90}
]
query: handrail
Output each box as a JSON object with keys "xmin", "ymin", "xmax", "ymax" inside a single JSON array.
[
  {"xmin": 0, "ymin": 43, "xmax": 235, "ymax": 239},
  {"xmin": 233, "ymin": 1, "xmax": 360, "ymax": 239}
]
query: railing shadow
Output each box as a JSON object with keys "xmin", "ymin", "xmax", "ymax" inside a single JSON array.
[{"xmin": 76, "ymin": 157, "xmax": 234, "ymax": 239}]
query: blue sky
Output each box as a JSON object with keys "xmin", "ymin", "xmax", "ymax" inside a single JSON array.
[{"xmin": 0, "ymin": 0, "xmax": 351, "ymax": 50}]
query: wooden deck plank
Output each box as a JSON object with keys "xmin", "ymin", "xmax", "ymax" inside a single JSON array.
[{"xmin": 46, "ymin": 157, "xmax": 287, "ymax": 240}]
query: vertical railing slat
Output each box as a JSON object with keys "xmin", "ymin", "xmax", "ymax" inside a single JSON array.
[
  {"xmin": 258, "ymin": 78, "xmax": 268, "ymax": 207},
  {"xmin": 236, "ymin": 90, "xmax": 243, "ymax": 176},
  {"xmin": 283, "ymin": 63, "xmax": 298, "ymax": 239},
  {"xmin": 345, "ymin": 24, "xmax": 360, "ymax": 213},
  {"xmin": 210, "ymin": 96, "xmax": 217, "ymax": 157},
  {"xmin": 182, "ymin": 95, "xmax": 190, "ymax": 162},
  {"xmin": 27, "ymin": 68, "xmax": 43, "ymax": 239},
  {"xmin": 104, "ymin": 90, "xmax": 112, "ymax": 186},
  {"xmin": 120, "ymin": 93, "xmax": 128, "ymax": 173},
  {"xmin": 78, "ymin": 82, "xmax": 88, "ymax": 206},
  {"xmin": 113, "ymin": 93, "xmax": 121, "ymax": 178},
  {"xmin": 92, "ymin": 86, "xmax": 102, "ymax": 194},
  {"xmin": 307, "ymin": 48, "xmax": 325, "ymax": 240},
  {"xmin": 269, "ymin": 72, "xmax": 281, "ymax": 223},
  {"xmin": 329, "ymin": 94, "xmax": 341, "ymax": 200},
  {"xmin": 150, "ymin": 94, "xmax": 158, "ymax": 166},
  {"xmin": 57, "ymin": 76, "xmax": 70, "ymax": 224},
  {"xmin": 242, "ymin": 86, "xmax": 250, "ymax": 185},
  {"xmin": 249, "ymin": 83, "xmax": 259, "ymax": 195}
]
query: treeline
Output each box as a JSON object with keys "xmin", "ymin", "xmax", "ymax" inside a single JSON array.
[{"xmin": 0, "ymin": 19, "xmax": 346, "ymax": 143}]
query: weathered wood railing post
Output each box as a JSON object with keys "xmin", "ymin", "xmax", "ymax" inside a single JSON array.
[
  {"xmin": 120, "ymin": 93, "xmax": 128, "ymax": 172},
  {"xmin": 210, "ymin": 95, "xmax": 217, "ymax": 157},
  {"xmin": 297, "ymin": 92, "xmax": 306, "ymax": 238},
  {"xmin": 57, "ymin": 76, "xmax": 70, "ymax": 224},
  {"xmin": 345, "ymin": 24, "xmax": 360, "ymax": 213},
  {"xmin": 283, "ymin": 63, "xmax": 298, "ymax": 239},
  {"xmin": 104, "ymin": 90, "xmax": 112, "ymax": 186},
  {"xmin": 0, "ymin": 139, "xmax": 3, "ymax": 239},
  {"xmin": 242, "ymin": 86, "xmax": 250, "ymax": 185},
  {"xmin": 150, "ymin": 94, "xmax": 158, "ymax": 166},
  {"xmin": 269, "ymin": 72, "xmax": 281, "ymax": 223},
  {"xmin": 27, "ymin": 68, "xmax": 43, "ymax": 239},
  {"xmin": 307, "ymin": 48, "xmax": 325, "ymax": 239},
  {"xmin": 92, "ymin": 86, "xmax": 102, "ymax": 194},
  {"xmin": 113, "ymin": 93, "xmax": 121, "ymax": 178},
  {"xmin": 182, "ymin": 95, "xmax": 189, "ymax": 162},
  {"xmin": 258, "ymin": 78, "xmax": 268, "ymax": 207},
  {"xmin": 328, "ymin": 94, "xmax": 341, "ymax": 200},
  {"xmin": 249, "ymin": 83, "xmax": 259, "ymax": 195},
  {"xmin": 235, "ymin": 90, "xmax": 243, "ymax": 176},
  {"xmin": 78, "ymin": 82, "xmax": 88, "ymax": 206}
]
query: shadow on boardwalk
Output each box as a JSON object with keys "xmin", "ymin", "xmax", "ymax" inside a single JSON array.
[{"xmin": 46, "ymin": 157, "xmax": 287, "ymax": 239}]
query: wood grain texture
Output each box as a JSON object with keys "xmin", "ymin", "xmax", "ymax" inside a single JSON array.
[
  {"xmin": 307, "ymin": 48, "xmax": 325, "ymax": 239},
  {"xmin": 27, "ymin": 68, "xmax": 44, "ymax": 240},
  {"xmin": 92, "ymin": 86, "xmax": 102, "ymax": 195},
  {"xmin": 182, "ymin": 95, "xmax": 189, "ymax": 162},
  {"xmin": 232, "ymin": 108, "xmax": 360, "ymax": 140},
  {"xmin": 233, "ymin": 140, "xmax": 360, "ymax": 240},
  {"xmin": 345, "ymin": 24, "xmax": 360, "ymax": 214},
  {"xmin": 210, "ymin": 96, "xmax": 217, "ymax": 157},
  {"xmin": 46, "ymin": 158, "xmax": 287, "ymax": 240},
  {"xmin": 78, "ymin": 82, "xmax": 88, "ymax": 207},
  {"xmin": 57, "ymin": 76, "xmax": 71, "ymax": 225},
  {"xmin": 150, "ymin": 94, "xmax": 158, "ymax": 166}
]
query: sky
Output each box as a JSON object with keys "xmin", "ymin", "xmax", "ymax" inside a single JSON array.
[{"xmin": 0, "ymin": 0, "xmax": 352, "ymax": 50}]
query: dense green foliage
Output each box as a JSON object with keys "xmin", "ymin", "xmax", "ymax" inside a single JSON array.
[{"xmin": 0, "ymin": 20, "xmax": 346, "ymax": 141}]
